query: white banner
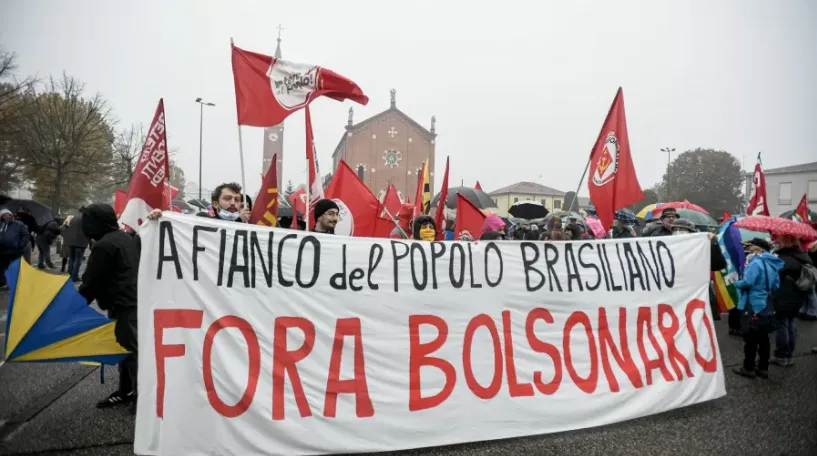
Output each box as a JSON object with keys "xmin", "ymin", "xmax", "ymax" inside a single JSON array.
[{"xmin": 135, "ymin": 213, "xmax": 725, "ymax": 456}]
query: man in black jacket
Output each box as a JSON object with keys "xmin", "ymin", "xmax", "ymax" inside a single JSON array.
[
  {"xmin": 770, "ymin": 234, "xmax": 814, "ymax": 367},
  {"xmin": 36, "ymin": 219, "xmax": 61, "ymax": 269},
  {"xmin": 644, "ymin": 207, "xmax": 678, "ymax": 237},
  {"xmin": 78, "ymin": 204, "xmax": 140, "ymax": 414}
]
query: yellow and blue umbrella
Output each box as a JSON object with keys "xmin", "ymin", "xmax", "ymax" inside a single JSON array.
[
  {"xmin": 3, "ymin": 259, "xmax": 128, "ymax": 364},
  {"xmin": 636, "ymin": 203, "xmax": 663, "ymax": 219}
]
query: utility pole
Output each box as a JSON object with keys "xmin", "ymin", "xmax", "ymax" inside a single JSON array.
[{"xmin": 660, "ymin": 147, "xmax": 675, "ymax": 200}]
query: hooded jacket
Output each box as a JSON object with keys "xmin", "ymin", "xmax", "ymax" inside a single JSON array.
[
  {"xmin": 412, "ymin": 215, "xmax": 436, "ymax": 240},
  {"xmin": 78, "ymin": 204, "xmax": 139, "ymax": 314},
  {"xmin": 773, "ymin": 247, "xmax": 814, "ymax": 317},
  {"xmin": 733, "ymin": 252, "xmax": 784, "ymax": 314},
  {"xmin": 482, "ymin": 215, "xmax": 505, "ymax": 236},
  {"xmin": 389, "ymin": 204, "xmax": 414, "ymax": 239},
  {"xmin": 0, "ymin": 211, "xmax": 29, "ymax": 254}
]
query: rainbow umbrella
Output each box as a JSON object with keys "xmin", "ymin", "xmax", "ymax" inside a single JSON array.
[{"xmin": 3, "ymin": 259, "xmax": 129, "ymax": 364}]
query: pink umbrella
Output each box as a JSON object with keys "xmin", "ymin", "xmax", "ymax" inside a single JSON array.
[
  {"xmin": 734, "ymin": 215, "xmax": 817, "ymax": 241},
  {"xmin": 651, "ymin": 200, "xmax": 709, "ymax": 216}
]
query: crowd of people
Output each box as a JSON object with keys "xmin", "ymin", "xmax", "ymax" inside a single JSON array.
[{"xmin": 2, "ymin": 182, "xmax": 816, "ymax": 417}]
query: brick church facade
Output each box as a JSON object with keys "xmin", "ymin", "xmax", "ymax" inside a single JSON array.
[{"xmin": 331, "ymin": 89, "xmax": 436, "ymax": 202}]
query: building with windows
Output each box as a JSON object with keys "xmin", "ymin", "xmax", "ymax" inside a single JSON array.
[
  {"xmin": 331, "ymin": 89, "xmax": 436, "ymax": 203},
  {"xmin": 488, "ymin": 181, "xmax": 567, "ymax": 217},
  {"xmin": 745, "ymin": 161, "xmax": 817, "ymax": 216}
]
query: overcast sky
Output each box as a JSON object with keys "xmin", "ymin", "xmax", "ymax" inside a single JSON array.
[{"xmin": 2, "ymin": 0, "xmax": 815, "ymax": 198}]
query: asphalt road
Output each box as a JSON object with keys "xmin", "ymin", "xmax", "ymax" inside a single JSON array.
[{"xmin": 1, "ymin": 263, "xmax": 816, "ymax": 455}]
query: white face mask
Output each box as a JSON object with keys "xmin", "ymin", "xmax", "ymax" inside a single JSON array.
[
  {"xmin": 218, "ymin": 208, "xmax": 240, "ymax": 221},
  {"xmin": 672, "ymin": 230, "xmax": 689, "ymax": 236}
]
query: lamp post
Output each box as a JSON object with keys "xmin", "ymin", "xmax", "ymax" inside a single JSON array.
[
  {"xmin": 195, "ymin": 98, "xmax": 216, "ymax": 202},
  {"xmin": 660, "ymin": 147, "xmax": 675, "ymax": 200}
]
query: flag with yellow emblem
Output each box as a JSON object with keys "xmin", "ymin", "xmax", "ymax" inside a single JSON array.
[
  {"xmin": 413, "ymin": 159, "xmax": 432, "ymax": 216},
  {"xmin": 250, "ymin": 153, "xmax": 279, "ymax": 226}
]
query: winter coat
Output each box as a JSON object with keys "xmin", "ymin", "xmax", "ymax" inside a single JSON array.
[
  {"xmin": 611, "ymin": 226, "xmax": 635, "ymax": 239},
  {"xmin": 710, "ymin": 239, "xmax": 727, "ymax": 272},
  {"xmin": 734, "ymin": 252, "xmax": 784, "ymax": 314},
  {"xmin": 389, "ymin": 204, "xmax": 414, "ymax": 239},
  {"xmin": 772, "ymin": 247, "xmax": 814, "ymax": 318},
  {"xmin": 78, "ymin": 204, "xmax": 139, "ymax": 314},
  {"xmin": 0, "ymin": 219, "xmax": 29, "ymax": 254},
  {"xmin": 37, "ymin": 221, "xmax": 61, "ymax": 248},
  {"xmin": 63, "ymin": 214, "xmax": 90, "ymax": 248},
  {"xmin": 643, "ymin": 223, "xmax": 672, "ymax": 237}
]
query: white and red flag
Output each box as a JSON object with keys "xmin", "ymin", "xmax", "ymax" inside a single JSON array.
[
  {"xmin": 586, "ymin": 88, "xmax": 644, "ymax": 231},
  {"xmin": 231, "ymin": 43, "xmax": 369, "ymax": 127},
  {"xmin": 119, "ymin": 99, "xmax": 170, "ymax": 230},
  {"xmin": 746, "ymin": 153, "xmax": 770, "ymax": 216}
]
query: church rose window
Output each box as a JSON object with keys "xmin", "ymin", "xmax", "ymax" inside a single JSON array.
[{"xmin": 382, "ymin": 149, "xmax": 402, "ymax": 168}]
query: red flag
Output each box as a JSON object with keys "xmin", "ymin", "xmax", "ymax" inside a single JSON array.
[
  {"xmin": 746, "ymin": 153, "xmax": 770, "ymax": 216},
  {"xmin": 231, "ymin": 43, "xmax": 369, "ymax": 127},
  {"xmin": 250, "ymin": 153, "xmax": 279, "ymax": 226},
  {"xmin": 305, "ymin": 107, "xmax": 324, "ymax": 208},
  {"xmin": 114, "ymin": 189, "xmax": 128, "ymax": 216},
  {"xmin": 722, "ymin": 210, "xmax": 731, "ymax": 222},
  {"xmin": 380, "ymin": 184, "xmax": 402, "ymax": 219},
  {"xmin": 796, "ymin": 194, "xmax": 810, "ymax": 223},
  {"xmin": 162, "ymin": 182, "xmax": 179, "ymax": 202},
  {"xmin": 288, "ymin": 188, "xmax": 306, "ymax": 229},
  {"xmin": 586, "ymin": 88, "xmax": 644, "ymax": 231},
  {"xmin": 119, "ymin": 99, "xmax": 170, "ymax": 230},
  {"xmin": 413, "ymin": 161, "xmax": 427, "ymax": 217},
  {"xmin": 325, "ymin": 160, "xmax": 380, "ymax": 237},
  {"xmin": 455, "ymin": 193, "xmax": 487, "ymax": 240},
  {"xmin": 475, "ymin": 181, "xmax": 482, "ymax": 191},
  {"xmin": 434, "ymin": 157, "xmax": 450, "ymax": 240},
  {"xmin": 372, "ymin": 215, "xmax": 397, "ymax": 238}
]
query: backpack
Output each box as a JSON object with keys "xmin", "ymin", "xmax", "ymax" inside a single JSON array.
[{"xmin": 796, "ymin": 263, "xmax": 817, "ymax": 292}]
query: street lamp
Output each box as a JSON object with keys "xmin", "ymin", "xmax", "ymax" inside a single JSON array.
[
  {"xmin": 660, "ymin": 147, "xmax": 675, "ymax": 200},
  {"xmin": 195, "ymin": 98, "xmax": 216, "ymax": 202}
]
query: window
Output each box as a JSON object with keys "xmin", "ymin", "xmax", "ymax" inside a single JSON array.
[
  {"xmin": 541, "ymin": 199, "xmax": 547, "ymax": 209},
  {"xmin": 778, "ymin": 182, "xmax": 792, "ymax": 205},
  {"xmin": 554, "ymin": 199, "xmax": 562, "ymax": 209},
  {"xmin": 514, "ymin": 197, "xmax": 519, "ymax": 203},
  {"xmin": 808, "ymin": 180, "xmax": 817, "ymax": 202},
  {"xmin": 356, "ymin": 165, "xmax": 365, "ymax": 182}
]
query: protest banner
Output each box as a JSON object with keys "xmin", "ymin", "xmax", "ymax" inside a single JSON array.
[{"xmin": 135, "ymin": 213, "xmax": 725, "ymax": 455}]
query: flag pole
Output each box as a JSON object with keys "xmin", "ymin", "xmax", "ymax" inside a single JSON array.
[
  {"xmin": 305, "ymin": 163, "xmax": 310, "ymax": 230},
  {"xmin": 383, "ymin": 207, "xmax": 409, "ymax": 239},
  {"xmin": 568, "ymin": 157, "xmax": 592, "ymax": 212},
  {"xmin": 230, "ymin": 37, "xmax": 249, "ymax": 209}
]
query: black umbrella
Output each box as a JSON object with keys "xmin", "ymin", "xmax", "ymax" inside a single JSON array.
[
  {"xmin": 430, "ymin": 186, "xmax": 497, "ymax": 210},
  {"xmin": 779, "ymin": 208, "xmax": 816, "ymax": 223},
  {"xmin": 509, "ymin": 200, "xmax": 549, "ymax": 220},
  {"xmin": 1, "ymin": 199, "xmax": 54, "ymax": 226}
]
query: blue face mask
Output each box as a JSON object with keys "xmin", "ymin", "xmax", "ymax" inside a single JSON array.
[{"xmin": 218, "ymin": 208, "xmax": 240, "ymax": 221}]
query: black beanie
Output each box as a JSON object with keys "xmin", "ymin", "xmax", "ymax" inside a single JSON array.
[{"xmin": 313, "ymin": 199, "xmax": 339, "ymax": 221}]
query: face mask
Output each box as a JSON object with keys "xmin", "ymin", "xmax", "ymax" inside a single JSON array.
[
  {"xmin": 672, "ymin": 230, "xmax": 686, "ymax": 236},
  {"xmin": 419, "ymin": 227, "xmax": 436, "ymax": 241},
  {"xmin": 219, "ymin": 208, "xmax": 240, "ymax": 221}
]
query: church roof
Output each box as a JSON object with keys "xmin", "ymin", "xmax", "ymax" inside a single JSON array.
[{"xmin": 331, "ymin": 105, "xmax": 435, "ymax": 160}]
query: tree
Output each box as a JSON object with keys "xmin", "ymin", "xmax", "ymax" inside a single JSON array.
[
  {"xmin": 12, "ymin": 74, "xmax": 114, "ymax": 212},
  {"xmin": 628, "ymin": 187, "xmax": 659, "ymax": 214},
  {"xmin": 563, "ymin": 191, "xmax": 578, "ymax": 212},
  {"xmin": 0, "ymin": 50, "xmax": 35, "ymax": 194},
  {"xmin": 169, "ymin": 159, "xmax": 186, "ymax": 200},
  {"xmin": 285, "ymin": 179, "xmax": 295, "ymax": 197},
  {"xmin": 661, "ymin": 148, "xmax": 744, "ymax": 215}
]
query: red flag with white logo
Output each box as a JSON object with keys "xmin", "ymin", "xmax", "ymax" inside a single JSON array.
[
  {"xmin": 746, "ymin": 154, "xmax": 770, "ymax": 216},
  {"xmin": 119, "ymin": 99, "xmax": 170, "ymax": 230},
  {"xmin": 250, "ymin": 153, "xmax": 279, "ymax": 226},
  {"xmin": 231, "ymin": 43, "xmax": 369, "ymax": 127},
  {"xmin": 434, "ymin": 157, "xmax": 450, "ymax": 240},
  {"xmin": 586, "ymin": 88, "xmax": 644, "ymax": 231},
  {"xmin": 325, "ymin": 160, "xmax": 380, "ymax": 237},
  {"xmin": 305, "ymin": 107, "xmax": 324, "ymax": 209}
]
